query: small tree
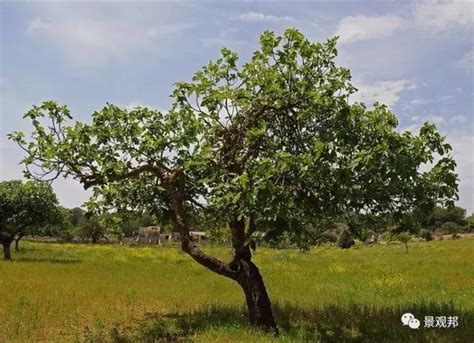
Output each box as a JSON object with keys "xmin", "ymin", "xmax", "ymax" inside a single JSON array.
[
  {"xmin": 0, "ymin": 180, "xmax": 59, "ymax": 259},
  {"xmin": 70, "ymin": 207, "xmax": 85, "ymax": 227},
  {"xmin": 396, "ymin": 232, "xmax": 412, "ymax": 253},
  {"xmin": 9, "ymin": 29, "xmax": 458, "ymax": 331}
]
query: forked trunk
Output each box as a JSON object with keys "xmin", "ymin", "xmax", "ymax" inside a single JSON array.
[
  {"xmin": 235, "ymin": 257, "xmax": 278, "ymax": 333},
  {"xmin": 15, "ymin": 232, "xmax": 24, "ymax": 252},
  {"xmin": 2, "ymin": 243, "xmax": 12, "ymax": 260},
  {"xmin": 163, "ymin": 170, "xmax": 278, "ymax": 334}
]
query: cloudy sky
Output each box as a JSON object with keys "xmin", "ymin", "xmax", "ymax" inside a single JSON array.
[{"xmin": 0, "ymin": 1, "xmax": 473, "ymax": 213}]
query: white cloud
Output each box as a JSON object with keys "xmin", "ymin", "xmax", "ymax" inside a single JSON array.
[
  {"xmin": 450, "ymin": 115, "xmax": 468, "ymax": 124},
  {"xmin": 410, "ymin": 98, "xmax": 431, "ymax": 105},
  {"xmin": 202, "ymin": 28, "xmax": 246, "ymax": 48},
  {"xmin": 238, "ymin": 12, "xmax": 294, "ymax": 24},
  {"xmin": 408, "ymin": 113, "xmax": 469, "ymax": 127},
  {"xmin": 202, "ymin": 38, "xmax": 246, "ymax": 48},
  {"xmin": 26, "ymin": 15, "xmax": 192, "ymax": 67},
  {"xmin": 458, "ymin": 49, "xmax": 474, "ymax": 72},
  {"xmin": 409, "ymin": 94, "xmax": 456, "ymax": 107},
  {"xmin": 402, "ymin": 124, "xmax": 421, "ymax": 133},
  {"xmin": 439, "ymin": 95, "xmax": 456, "ymax": 104},
  {"xmin": 335, "ymin": 15, "xmax": 405, "ymax": 45},
  {"xmin": 26, "ymin": 17, "xmax": 48, "ymax": 33},
  {"xmin": 425, "ymin": 115, "xmax": 445, "ymax": 125},
  {"xmin": 410, "ymin": 114, "xmax": 445, "ymax": 125},
  {"xmin": 351, "ymin": 80, "xmax": 415, "ymax": 108},
  {"xmin": 414, "ymin": 1, "xmax": 473, "ymax": 32}
]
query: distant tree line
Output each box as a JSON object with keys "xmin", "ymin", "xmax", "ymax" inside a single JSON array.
[
  {"xmin": 312, "ymin": 205, "xmax": 473, "ymax": 250},
  {"xmin": 59, "ymin": 207, "xmax": 159, "ymax": 244},
  {"xmin": 1, "ymin": 178, "xmax": 472, "ymax": 261}
]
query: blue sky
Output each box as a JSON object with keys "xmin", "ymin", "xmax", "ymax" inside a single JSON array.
[{"xmin": 0, "ymin": 1, "xmax": 473, "ymax": 213}]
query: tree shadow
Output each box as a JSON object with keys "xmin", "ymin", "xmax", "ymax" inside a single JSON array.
[
  {"xmin": 14, "ymin": 257, "xmax": 81, "ymax": 264},
  {"xmin": 101, "ymin": 302, "xmax": 473, "ymax": 342}
]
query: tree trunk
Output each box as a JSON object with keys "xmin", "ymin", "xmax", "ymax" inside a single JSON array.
[
  {"xmin": 229, "ymin": 219, "xmax": 278, "ymax": 333},
  {"xmin": 2, "ymin": 243, "xmax": 12, "ymax": 260},
  {"xmin": 15, "ymin": 232, "xmax": 24, "ymax": 252},
  {"xmin": 162, "ymin": 170, "xmax": 278, "ymax": 334},
  {"xmin": 235, "ymin": 256, "xmax": 278, "ymax": 332},
  {"xmin": 404, "ymin": 243, "xmax": 408, "ymax": 254}
]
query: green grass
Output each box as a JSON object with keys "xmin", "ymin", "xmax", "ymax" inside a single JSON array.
[{"xmin": 0, "ymin": 239, "xmax": 473, "ymax": 342}]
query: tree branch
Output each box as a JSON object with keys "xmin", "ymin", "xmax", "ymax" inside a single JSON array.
[{"xmin": 162, "ymin": 169, "xmax": 238, "ymax": 280}]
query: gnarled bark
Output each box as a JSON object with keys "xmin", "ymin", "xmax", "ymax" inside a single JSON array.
[
  {"xmin": 236, "ymin": 256, "xmax": 278, "ymax": 331},
  {"xmin": 229, "ymin": 220, "xmax": 278, "ymax": 333},
  {"xmin": 162, "ymin": 170, "xmax": 278, "ymax": 334}
]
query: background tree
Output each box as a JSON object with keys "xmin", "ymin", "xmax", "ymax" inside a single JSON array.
[
  {"xmin": 53, "ymin": 206, "xmax": 77, "ymax": 242},
  {"xmin": 75, "ymin": 215, "xmax": 109, "ymax": 244},
  {"xmin": 395, "ymin": 232, "xmax": 412, "ymax": 253},
  {"xmin": 0, "ymin": 180, "xmax": 60, "ymax": 259},
  {"xmin": 420, "ymin": 205, "xmax": 466, "ymax": 229},
  {"xmin": 9, "ymin": 29, "xmax": 458, "ymax": 332},
  {"xmin": 97, "ymin": 211, "xmax": 124, "ymax": 243},
  {"xmin": 70, "ymin": 207, "xmax": 85, "ymax": 227},
  {"xmin": 466, "ymin": 214, "xmax": 474, "ymax": 232}
]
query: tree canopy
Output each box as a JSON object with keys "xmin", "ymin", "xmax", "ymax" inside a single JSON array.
[
  {"xmin": 8, "ymin": 28, "xmax": 458, "ymax": 331},
  {"xmin": 0, "ymin": 180, "xmax": 60, "ymax": 259}
]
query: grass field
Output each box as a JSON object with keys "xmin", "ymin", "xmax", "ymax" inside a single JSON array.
[{"xmin": 0, "ymin": 238, "xmax": 473, "ymax": 342}]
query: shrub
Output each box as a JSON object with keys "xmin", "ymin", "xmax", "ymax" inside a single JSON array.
[
  {"xmin": 338, "ymin": 230, "xmax": 355, "ymax": 249},
  {"xmin": 321, "ymin": 230, "xmax": 338, "ymax": 243},
  {"xmin": 381, "ymin": 231, "xmax": 393, "ymax": 242},
  {"xmin": 419, "ymin": 229, "xmax": 433, "ymax": 241},
  {"xmin": 358, "ymin": 228, "xmax": 373, "ymax": 243},
  {"xmin": 58, "ymin": 229, "xmax": 75, "ymax": 243},
  {"xmin": 441, "ymin": 222, "xmax": 459, "ymax": 234}
]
